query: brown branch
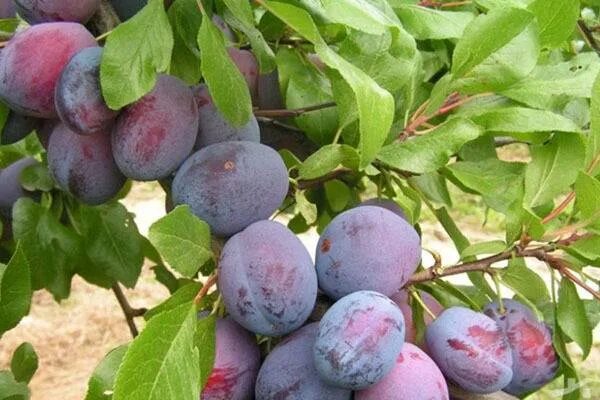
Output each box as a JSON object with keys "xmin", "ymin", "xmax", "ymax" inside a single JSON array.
[
  {"xmin": 297, "ymin": 168, "xmax": 352, "ymax": 191},
  {"xmin": 577, "ymin": 19, "xmax": 600, "ymax": 56},
  {"xmin": 544, "ymin": 256, "xmax": 600, "ymax": 301},
  {"xmin": 194, "ymin": 273, "xmax": 218, "ymax": 305},
  {"xmin": 419, "ymin": 0, "xmax": 472, "ymax": 8},
  {"xmin": 112, "ymin": 284, "xmax": 147, "ymax": 338},
  {"xmin": 254, "ymin": 102, "xmax": 336, "ymax": 118}
]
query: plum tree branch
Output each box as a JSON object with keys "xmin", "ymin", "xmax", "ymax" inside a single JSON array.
[
  {"xmin": 194, "ymin": 273, "xmax": 218, "ymax": 305},
  {"xmin": 112, "ymin": 284, "xmax": 147, "ymax": 338},
  {"xmin": 254, "ymin": 102, "xmax": 336, "ymax": 118}
]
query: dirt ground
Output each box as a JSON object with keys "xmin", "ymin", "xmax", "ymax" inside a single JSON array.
[{"xmin": 0, "ymin": 183, "xmax": 598, "ymax": 400}]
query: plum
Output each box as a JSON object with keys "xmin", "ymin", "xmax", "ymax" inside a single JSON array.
[
  {"xmin": 218, "ymin": 220, "xmax": 317, "ymax": 336},
  {"xmin": 257, "ymin": 71, "xmax": 284, "ymax": 110},
  {"xmin": 0, "ymin": 1, "xmax": 16, "ymax": 18},
  {"xmin": 1, "ymin": 111, "xmax": 42, "ymax": 145},
  {"xmin": 192, "ymin": 84, "xmax": 260, "ymax": 149},
  {"xmin": 255, "ymin": 323, "xmax": 352, "ymax": 400},
  {"xmin": 355, "ymin": 343, "xmax": 449, "ymax": 400},
  {"xmin": 484, "ymin": 299, "xmax": 558, "ymax": 396},
  {"xmin": 313, "ymin": 290, "xmax": 405, "ymax": 390},
  {"xmin": 48, "ymin": 123, "xmax": 126, "ymax": 205},
  {"xmin": 425, "ymin": 307, "xmax": 513, "ymax": 394},
  {"xmin": 0, "ymin": 157, "xmax": 37, "ymax": 218},
  {"xmin": 109, "ymin": 0, "xmax": 145, "ymax": 21},
  {"xmin": 15, "ymin": 0, "xmax": 100, "ymax": 24},
  {"xmin": 315, "ymin": 206, "xmax": 421, "ymax": 300},
  {"xmin": 36, "ymin": 119, "xmax": 58, "ymax": 150},
  {"xmin": 201, "ymin": 317, "xmax": 260, "ymax": 400},
  {"xmin": 55, "ymin": 47, "xmax": 118, "ymax": 135},
  {"xmin": 172, "ymin": 141, "xmax": 288, "ymax": 237},
  {"xmin": 359, "ymin": 198, "xmax": 406, "ymax": 220},
  {"xmin": 228, "ymin": 48, "xmax": 258, "ymax": 98},
  {"xmin": 0, "ymin": 22, "xmax": 96, "ymax": 118},
  {"xmin": 112, "ymin": 74, "xmax": 198, "ymax": 181},
  {"xmin": 391, "ymin": 290, "xmax": 443, "ymax": 345}
]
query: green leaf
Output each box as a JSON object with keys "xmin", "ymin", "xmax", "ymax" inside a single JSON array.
[
  {"xmin": 113, "ymin": 302, "xmax": 200, "ymax": 400},
  {"xmin": 148, "ymin": 206, "xmax": 213, "ymax": 279},
  {"xmin": 0, "ymin": 371, "xmax": 29, "ymax": 400},
  {"xmin": 528, "ymin": 0, "xmax": 579, "ymax": 48},
  {"xmin": 100, "ymin": 0, "xmax": 173, "ymax": 109},
  {"xmin": 10, "ymin": 343, "xmax": 37, "ymax": 384},
  {"xmin": 469, "ymin": 107, "xmax": 580, "ymax": 134},
  {"xmin": 319, "ymin": 0, "xmax": 400, "ymax": 35},
  {"xmin": 324, "ymin": 180, "xmax": 351, "ymax": 212},
  {"xmin": 499, "ymin": 257, "xmax": 550, "ymax": 305},
  {"xmin": 295, "ymin": 191, "xmax": 317, "ymax": 225},
  {"xmin": 145, "ymin": 282, "xmax": 202, "ymax": 320},
  {"xmin": 523, "ymin": 133, "xmax": 586, "ymax": 208},
  {"xmin": 0, "ymin": 243, "xmax": 32, "ymax": 334},
  {"xmin": 557, "ymin": 278, "xmax": 592, "ymax": 358},
  {"xmin": 394, "ymin": 5, "xmax": 474, "ymax": 40},
  {"xmin": 19, "ymin": 163, "xmax": 54, "ymax": 192},
  {"xmin": 460, "ymin": 240, "xmax": 507, "ymax": 260},
  {"xmin": 574, "ymin": 172, "xmax": 600, "ymax": 227},
  {"xmin": 151, "ymin": 265, "xmax": 181, "ymax": 295},
  {"xmin": 377, "ymin": 118, "xmax": 482, "ymax": 174},
  {"xmin": 198, "ymin": 10, "xmax": 252, "ymax": 127},
  {"xmin": 298, "ymin": 144, "xmax": 359, "ymax": 180},
  {"xmin": 586, "ymin": 70, "xmax": 600, "ymax": 175},
  {"xmin": 168, "ymin": 0, "xmax": 202, "ymax": 84},
  {"xmin": 85, "ymin": 345, "xmax": 128, "ymax": 400},
  {"xmin": 195, "ymin": 315, "xmax": 216, "ymax": 389},
  {"xmin": 409, "ymin": 173, "xmax": 452, "ymax": 207}
]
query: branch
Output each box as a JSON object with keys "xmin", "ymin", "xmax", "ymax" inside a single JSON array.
[
  {"xmin": 112, "ymin": 284, "xmax": 147, "ymax": 338},
  {"xmin": 577, "ymin": 19, "xmax": 600, "ymax": 56},
  {"xmin": 419, "ymin": 0, "xmax": 472, "ymax": 8},
  {"xmin": 297, "ymin": 168, "xmax": 352, "ymax": 190},
  {"xmin": 254, "ymin": 102, "xmax": 336, "ymax": 118},
  {"xmin": 194, "ymin": 273, "xmax": 218, "ymax": 305}
]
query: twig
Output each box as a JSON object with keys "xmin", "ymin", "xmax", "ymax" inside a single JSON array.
[
  {"xmin": 194, "ymin": 273, "xmax": 218, "ymax": 305},
  {"xmin": 544, "ymin": 256, "xmax": 600, "ymax": 301},
  {"xmin": 419, "ymin": 1, "xmax": 472, "ymax": 8},
  {"xmin": 577, "ymin": 19, "xmax": 600, "ymax": 56},
  {"xmin": 297, "ymin": 168, "xmax": 351, "ymax": 190},
  {"xmin": 254, "ymin": 102, "xmax": 336, "ymax": 118},
  {"xmin": 256, "ymin": 116, "xmax": 304, "ymax": 133},
  {"xmin": 112, "ymin": 284, "xmax": 147, "ymax": 338}
]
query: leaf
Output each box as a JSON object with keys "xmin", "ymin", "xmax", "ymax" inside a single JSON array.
[
  {"xmin": 319, "ymin": 0, "xmax": 400, "ymax": 35},
  {"xmin": 574, "ymin": 172, "xmax": 600, "ymax": 227},
  {"xmin": 460, "ymin": 240, "xmax": 507, "ymax": 260},
  {"xmin": 409, "ymin": 173, "xmax": 452, "ymax": 207},
  {"xmin": 499, "ymin": 257, "xmax": 550, "ymax": 305},
  {"xmin": 523, "ymin": 133, "xmax": 586, "ymax": 208},
  {"xmin": 298, "ymin": 144, "xmax": 359, "ymax": 180},
  {"xmin": 85, "ymin": 345, "xmax": 128, "ymax": 400},
  {"xmin": 195, "ymin": 315, "xmax": 216, "ymax": 389},
  {"xmin": 324, "ymin": 180, "xmax": 351, "ymax": 212},
  {"xmin": 586, "ymin": 70, "xmax": 600, "ymax": 175},
  {"xmin": 10, "ymin": 343, "xmax": 37, "ymax": 383},
  {"xmin": 198, "ymin": 9, "xmax": 252, "ymax": 127},
  {"xmin": 0, "ymin": 243, "xmax": 31, "ymax": 334},
  {"xmin": 19, "ymin": 163, "xmax": 54, "ymax": 192},
  {"xmin": 168, "ymin": 0, "xmax": 202, "ymax": 84},
  {"xmin": 469, "ymin": 107, "xmax": 580, "ymax": 134},
  {"xmin": 100, "ymin": 0, "xmax": 173, "ymax": 109},
  {"xmin": 557, "ymin": 278, "xmax": 592, "ymax": 358},
  {"xmin": 528, "ymin": 0, "xmax": 579, "ymax": 48},
  {"xmin": 145, "ymin": 282, "xmax": 202, "ymax": 320},
  {"xmin": 295, "ymin": 191, "xmax": 317, "ymax": 225},
  {"xmin": 377, "ymin": 118, "xmax": 482, "ymax": 174},
  {"xmin": 149, "ymin": 206, "xmax": 213, "ymax": 278},
  {"xmin": 393, "ymin": 5, "xmax": 474, "ymax": 40},
  {"xmin": 113, "ymin": 302, "xmax": 200, "ymax": 400},
  {"xmin": 0, "ymin": 371, "xmax": 29, "ymax": 400}
]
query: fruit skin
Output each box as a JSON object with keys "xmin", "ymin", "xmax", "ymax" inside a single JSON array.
[
  {"xmin": 315, "ymin": 206, "xmax": 421, "ymax": 300},
  {"xmin": 257, "ymin": 70, "xmax": 284, "ymax": 110},
  {"xmin": 0, "ymin": 22, "xmax": 97, "ymax": 118},
  {"xmin": 425, "ymin": 306, "xmax": 513, "ymax": 394},
  {"xmin": 218, "ymin": 220, "xmax": 317, "ymax": 336},
  {"xmin": 228, "ymin": 48, "xmax": 259, "ymax": 98},
  {"xmin": 15, "ymin": 0, "xmax": 100, "ymax": 24},
  {"xmin": 0, "ymin": 157, "xmax": 37, "ymax": 218},
  {"xmin": 313, "ymin": 290, "xmax": 406, "ymax": 390},
  {"xmin": 255, "ymin": 323, "xmax": 352, "ymax": 400},
  {"xmin": 172, "ymin": 141, "xmax": 288, "ymax": 237},
  {"xmin": 391, "ymin": 290, "xmax": 443, "ymax": 345},
  {"xmin": 355, "ymin": 342, "xmax": 449, "ymax": 400},
  {"xmin": 201, "ymin": 317, "xmax": 261, "ymax": 400},
  {"xmin": 48, "ymin": 123, "xmax": 125, "ymax": 205},
  {"xmin": 0, "ymin": 1, "xmax": 16, "ymax": 18},
  {"xmin": 0, "ymin": 111, "xmax": 42, "ymax": 145},
  {"xmin": 55, "ymin": 47, "xmax": 118, "ymax": 135},
  {"xmin": 484, "ymin": 299, "xmax": 558, "ymax": 396},
  {"xmin": 359, "ymin": 198, "xmax": 406, "ymax": 220},
  {"xmin": 192, "ymin": 84, "xmax": 260, "ymax": 149},
  {"xmin": 112, "ymin": 74, "xmax": 198, "ymax": 181}
]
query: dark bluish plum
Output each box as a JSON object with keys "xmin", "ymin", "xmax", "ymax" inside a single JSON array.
[
  {"xmin": 1, "ymin": 111, "xmax": 42, "ymax": 145},
  {"xmin": 228, "ymin": 48, "xmax": 259, "ymax": 98},
  {"xmin": 55, "ymin": 47, "xmax": 118, "ymax": 135},
  {"xmin": 172, "ymin": 141, "xmax": 288, "ymax": 237},
  {"xmin": 112, "ymin": 74, "xmax": 198, "ymax": 181},
  {"xmin": 15, "ymin": 0, "xmax": 100, "ymax": 24},
  {"xmin": 36, "ymin": 119, "xmax": 58, "ymax": 150},
  {"xmin": 425, "ymin": 307, "xmax": 513, "ymax": 394},
  {"xmin": 315, "ymin": 206, "xmax": 421, "ymax": 300},
  {"xmin": 201, "ymin": 318, "xmax": 260, "ymax": 400},
  {"xmin": 192, "ymin": 84, "xmax": 260, "ymax": 149},
  {"xmin": 0, "ymin": 157, "xmax": 37, "ymax": 218},
  {"xmin": 0, "ymin": 23, "xmax": 96, "ymax": 118},
  {"xmin": 218, "ymin": 220, "xmax": 317, "ymax": 336},
  {"xmin": 360, "ymin": 198, "xmax": 406, "ymax": 220},
  {"xmin": 313, "ymin": 290, "xmax": 405, "ymax": 390},
  {"xmin": 48, "ymin": 123, "xmax": 126, "ymax": 205},
  {"xmin": 257, "ymin": 70, "xmax": 284, "ymax": 110},
  {"xmin": 355, "ymin": 343, "xmax": 449, "ymax": 400},
  {"xmin": 0, "ymin": 1, "xmax": 16, "ymax": 18},
  {"xmin": 255, "ymin": 323, "xmax": 352, "ymax": 400},
  {"xmin": 484, "ymin": 299, "xmax": 558, "ymax": 396},
  {"xmin": 392, "ymin": 290, "xmax": 444, "ymax": 345}
]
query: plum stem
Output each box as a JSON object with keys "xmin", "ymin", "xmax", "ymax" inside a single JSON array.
[
  {"xmin": 491, "ymin": 273, "xmax": 506, "ymax": 314},
  {"xmin": 112, "ymin": 284, "xmax": 147, "ymax": 338},
  {"xmin": 195, "ymin": 272, "xmax": 218, "ymax": 305}
]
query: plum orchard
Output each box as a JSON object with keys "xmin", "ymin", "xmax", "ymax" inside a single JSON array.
[{"xmin": 0, "ymin": 0, "xmax": 599, "ymax": 400}]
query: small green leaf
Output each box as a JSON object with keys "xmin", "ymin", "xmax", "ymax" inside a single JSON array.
[
  {"xmin": 469, "ymin": 107, "xmax": 580, "ymax": 134},
  {"xmin": 586, "ymin": 70, "xmax": 600, "ymax": 175},
  {"xmin": 113, "ymin": 302, "xmax": 200, "ymax": 400},
  {"xmin": 10, "ymin": 343, "xmax": 37, "ymax": 384},
  {"xmin": 145, "ymin": 282, "xmax": 202, "ymax": 321},
  {"xmin": 148, "ymin": 206, "xmax": 213, "ymax": 279},
  {"xmin": 168, "ymin": 0, "xmax": 202, "ymax": 84},
  {"xmin": 324, "ymin": 180, "xmax": 351, "ymax": 212},
  {"xmin": 460, "ymin": 240, "xmax": 507, "ymax": 260},
  {"xmin": 557, "ymin": 278, "xmax": 592, "ymax": 358},
  {"xmin": 195, "ymin": 315, "xmax": 216, "ymax": 389},
  {"xmin": 19, "ymin": 163, "xmax": 54, "ymax": 192},
  {"xmin": 298, "ymin": 144, "xmax": 359, "ymax": 180},
  {"xmin": 100, "ymin": 0, "xmax": 173, "ymax": 109},
  {"xmin": 295, "ymin": 191, "xmax": 317, "ymax": 225},
  {"xmin": 0, "ymin": 371, "xmax": 29, "ymax": 400},
  {"xmin": 499, "ymin": 257, "xmax": 550, "ymax": 305},
  {"xmin": 0, "ymin": 242, "xmax": 32, "ymax": 334},
  {"xmin": 528, "ymin": 0, "xmax": 579, "ymax": 48},
  {"xmin": 85, "ymin": 345, "xmax": 128, "ymax": 400},
  {"xmin": 377, "ymin": 118, "xmax": 482, "ymax": 174},
  {"xmin": 574, "ymin": 172, "xmax": 600, "ymax": 227},
  {"xmin": 394, "ymin": 5, "xmax": 474, "ymax": 40}
]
